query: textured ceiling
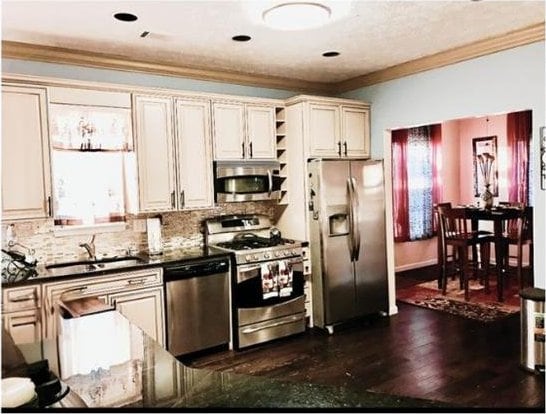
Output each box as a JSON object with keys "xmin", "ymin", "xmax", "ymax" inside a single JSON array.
[{"xmin": 2, "ymin": 0, "xmax": 544, "ymax": 83}]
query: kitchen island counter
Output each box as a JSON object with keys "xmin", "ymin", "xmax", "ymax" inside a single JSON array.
[{"xmin": 3, "ymin": 310, "xmax": 453, "ymax": 410}]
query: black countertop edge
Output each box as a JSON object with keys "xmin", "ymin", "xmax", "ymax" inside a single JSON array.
[{"xmin": 2, "ymin": 248, "xmax": 232, "ymax": 287}]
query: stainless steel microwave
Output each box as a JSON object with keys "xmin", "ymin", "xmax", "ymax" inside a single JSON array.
[{"xmin": 214, "ymin": 161, "xmax": 282, "ymax": 202}]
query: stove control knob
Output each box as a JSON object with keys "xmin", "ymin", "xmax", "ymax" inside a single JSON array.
[
  {"xmin": 292, "ymin": 250, "xmax": 299, "ymax": 256},
  {"xmin": 284, "ymin": 250, "xmax": 291, "ymax": 256},
  {"xmin": 274, "ymin": 251, "xmax": 280, "ymax": 257},
  {"xmin": 264, "ymin": 253, "xmax": 270, "ymax": 259},
  {"xmin": 253, "ymin": 254, "xmax": 259, "ymax": 260},
  {"xmin": 245, "ymin": 255, "xmax": 252, "ymax": 262}
]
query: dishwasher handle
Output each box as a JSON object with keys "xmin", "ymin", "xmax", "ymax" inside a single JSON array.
[{"xmin": 164, "ymin": 258, "xmax": 230, "ymax": 281}]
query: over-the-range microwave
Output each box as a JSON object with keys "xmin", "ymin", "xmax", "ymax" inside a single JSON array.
[{"xmin": 214, "ymin": 160, "xmax": 282, "ymax": 202}]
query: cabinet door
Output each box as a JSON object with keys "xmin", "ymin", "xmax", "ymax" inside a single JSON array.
[
  {"xmin": 109, "ymin": 287, "xmax": 165, "ymax": 346},
  {"xmin": 341, "ymin": 106, "xmax": 370, "ymax": 158},
  {"xmin": 2, "ymin": 85, "xmax": 52, "ymax": 220},
  {"xmin": 212, "ymin": 102, "xmax": 245, "ymax": 160},
  {"xmin": 308, "ymin": 103, "xmax": 340, "ymax": 158},
  {"xmin": 3, "ymin": 309, "xmax": 42, "ymax": 345},
  {"xmin": 134, "ymin": 95, "xmax": 176, "ymax": 212},
  {"xmin": 246, "ymin": 105, "xmax": 276, "ymax": 159},
  {"xmin": 175, "ymin": 99, "xmax": 214, "ymax": 209}
]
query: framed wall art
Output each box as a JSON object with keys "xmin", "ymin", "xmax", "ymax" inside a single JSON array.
[{"xmin": 472, "ymin": 135, "xmax": 498, "ymax": 197}]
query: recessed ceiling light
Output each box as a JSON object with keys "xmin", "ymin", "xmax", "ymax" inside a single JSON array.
[
  {"xmin": 322, "ymin": 51, "xmax": 340, "ymax": 57},
  {"xmin": 113, "ymin": 12, "xmax": 138, "ymax": 22},
  {"xmin": 232, "ymin": 35, "xmax": 252, "ymax": 42},
  {"xmin": 263, "ymin": 2, "xmax": 331, "ymax": 30}
]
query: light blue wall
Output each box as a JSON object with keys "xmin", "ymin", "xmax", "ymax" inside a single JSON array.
[
  {"xmin": 2, "ymin": 58, "xmax": 298, "ymax": 99},
  {"xmin": 342, "ymin": 42, "xmax": 546, "ymax": 289}
]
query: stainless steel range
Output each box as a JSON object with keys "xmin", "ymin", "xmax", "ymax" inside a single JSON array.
[{"xmin": 205, "ymin": 214, "xmax": 307, "ymax": 349}]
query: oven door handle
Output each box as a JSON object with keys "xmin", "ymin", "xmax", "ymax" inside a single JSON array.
[{"xmin": 241, "ymin": 314, "xmax": 303, "ymax": 334}]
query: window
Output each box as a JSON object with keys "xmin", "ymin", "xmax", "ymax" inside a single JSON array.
[
  {"xmin": 392, "ymin": 125, "xmax": 442, "ymax": 242},
  {"xmin": 49, "ymin": 104, "xmax": 137, "ymax": 227}
]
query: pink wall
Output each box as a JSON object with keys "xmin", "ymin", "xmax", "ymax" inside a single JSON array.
[{"xmin": 394, "ymin": 114, "xmax": 519, "ymax": 270}]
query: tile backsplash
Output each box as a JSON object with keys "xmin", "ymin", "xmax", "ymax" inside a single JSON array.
[{"xmin": 2, "ymin": 202, "xmax": 277, "ymax": 265}]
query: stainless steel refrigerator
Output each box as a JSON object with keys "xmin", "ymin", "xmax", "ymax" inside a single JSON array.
[{"xmin": 308, "ymin": 159, "xmax": 388, "ymax": 333}]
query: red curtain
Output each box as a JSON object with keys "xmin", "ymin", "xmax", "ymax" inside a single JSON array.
[
  {"xmin": 392, "ymin": 129, "xmax": 409, "ymax": 242},
  {"xmin": 507, "ymin": 110, "xmax": 532, "ymax": 204}
]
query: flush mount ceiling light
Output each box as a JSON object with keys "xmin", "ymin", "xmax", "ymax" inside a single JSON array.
[
  {"xmin": 262, "ymin": 2, "xmax": 331, "ymax": 30},
  {"xmin": 113, "ymin": 12, "xmax": 138, "ymax": 22}
]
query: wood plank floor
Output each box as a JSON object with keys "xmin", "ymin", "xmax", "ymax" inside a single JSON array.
[{"xmin": 184, "ymin": 266, "xmax": 544, "ymax": 410}]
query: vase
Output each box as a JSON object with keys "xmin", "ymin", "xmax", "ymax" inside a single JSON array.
[{"xmin": 481, "ymin": 184, "xmax": 494, "ymax": 209}]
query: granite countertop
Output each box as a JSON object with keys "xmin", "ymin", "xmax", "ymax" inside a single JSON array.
[
  {"xmin": 3, "ymin": 311, "xmax": 452, "ymax": 410},
  {"xmin": 2, "ymin": 247, "xmax": 231, "ymax": 287}
]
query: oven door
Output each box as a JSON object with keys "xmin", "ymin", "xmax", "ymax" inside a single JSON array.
[{"xmin": 235, "ymin": 257, "xmax": 304, "ymax": 309}]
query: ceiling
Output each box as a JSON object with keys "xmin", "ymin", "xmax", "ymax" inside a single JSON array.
[{"xmin": 2, "ymin": 0, "xmax": 545, "ymax": 88}]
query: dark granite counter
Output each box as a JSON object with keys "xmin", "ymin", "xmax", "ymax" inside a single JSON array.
[
  {"xmin": 3, "ymin": 247, "xmax": 230, "ymax": 287},
  {"xmin": 3, "ymin": 310, "xmax": 452, "ymax": 410}
]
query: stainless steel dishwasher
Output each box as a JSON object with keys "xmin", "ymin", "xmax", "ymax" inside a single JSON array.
[{"xmin": 164, "ymin": 257, "xmax": 230, "ymax": 357}]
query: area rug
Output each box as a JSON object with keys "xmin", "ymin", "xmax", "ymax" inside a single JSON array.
[{"xmin": 397, "ymin": 277, "xmax": 520, "ymax": 323}]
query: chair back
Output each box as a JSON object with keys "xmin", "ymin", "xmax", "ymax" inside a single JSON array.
[{"xmin": 438, "ymin": 207, "xmax": 470, "ymax": 240}]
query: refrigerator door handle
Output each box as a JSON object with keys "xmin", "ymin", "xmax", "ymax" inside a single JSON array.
[
  {"xmin": 351, "ymin": 177, "xmax": 361, "ymax": 261},
  {"xmin": 347, "ymin": 178, "xmax": 355, "ymax": 261}
]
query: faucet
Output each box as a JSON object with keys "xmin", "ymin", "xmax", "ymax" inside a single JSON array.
[{"xmin": 79, "ymin": 235, "xmax": 96, "ymax": 261}]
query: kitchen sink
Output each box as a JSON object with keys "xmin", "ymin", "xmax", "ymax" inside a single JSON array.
[{"xmin": 45, "ymin": 256, "xmax": 146, "ymax": 272}]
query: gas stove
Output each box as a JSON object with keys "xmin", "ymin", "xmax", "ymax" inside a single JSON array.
[{"xmin": 204, "ymin": 215, "xmax": 305, "ymax": 265}]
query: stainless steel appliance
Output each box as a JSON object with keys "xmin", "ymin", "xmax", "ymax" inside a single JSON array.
[
  {"xmin": 214, "ymin": 160, "xmax": 282, "ymax": 202},
  {"xmin": 164, "ymin": 257, "xmax": 230, "ymax": 356},
  {"xmin": 205, "ymin": 215, "xmax": 306, "ymax": 349},
  {"xmin": 308, "ymin": 159, "xmax": 388, "ymax": 334}
]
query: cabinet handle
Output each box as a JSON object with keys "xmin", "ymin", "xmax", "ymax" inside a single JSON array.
[
  {"xmin": 171, "ymin": 191, "xmax": 175, "ymax": 208},
  {"xmin": 249, "ymin": 141, "xmax": 253, "ymax": 158},
  {"xmin": 60, "ymin": 286, "xmax": 88, "ymax": 297},
  {"xmin": 47, "ymin": 196, "xmax": 53, "ymax": 217},
  {"xmin": 9, "ymin": 293, "xmax": 35, "ymax": 302},
  {"xmin": 180, "ymin": 190, "xmax": 185, "ymax": 208},
  {"xmin": 337, "ymin": 141, "xmax": 342, "ymax": 156},
  {"xmin": 343, "ymin": 141, "xmax": 348, "ymax": 156},
  {"xmin": 242, "ymin": 142, "xmax": 245, "ymax": 158},
  {"xmin": 127, "ymin": 278, "xmax": 146, "ymax": 285}
]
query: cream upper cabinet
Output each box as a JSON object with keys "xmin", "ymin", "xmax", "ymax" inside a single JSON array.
[
  {"xmin": 134, "ymin": 95, "xmax": 176, "ymax": 212},
  {"xmin": 213, "ymin": 101, "xmax": 276, "ymax": 160},
  {"xmin": 245, "ymin": 105, "xmax": 276, "ymax": 159},
  {"xmin": 306, "ymin": 98, "xmax": 370, "ymax": 159},
  {"xmin": 2, "ymin": 85, "xmax": 52, "ymax": 220},
  {"xmin": 174, "ymin": 99, "xmax": 214, "ymax": 209},
  {"xmin": 308, "ymin": 103, "xmax": 340, "ymax": 158},
  {"xmin": 341, "ymin": 106, "xmax": 370, "ymax": 158}
]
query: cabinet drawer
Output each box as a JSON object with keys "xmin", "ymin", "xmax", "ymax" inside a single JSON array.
[{"xmin": 2, "ymin": 285, "xmax": 40, "ymax": 312}]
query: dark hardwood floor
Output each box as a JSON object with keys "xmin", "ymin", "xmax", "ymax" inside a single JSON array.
[{"xmin": 185, "ymin": 266, "xmax": 544, "ymax": 410}]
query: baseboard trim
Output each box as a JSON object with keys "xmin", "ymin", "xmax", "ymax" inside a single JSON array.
[{"xmin": 395, "ymin": 259, "xmax": 437, "ymax": 273}]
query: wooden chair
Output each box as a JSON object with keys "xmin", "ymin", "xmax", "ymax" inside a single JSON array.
[
  {"xmin": 434, "ymin": 202, "xmax": 456, "ymax": 289},
  {"xmin": 500, "ymin": 206, "xmax": 533, "ymax": 289},
  {"xmin": 437, "ymin": 206, "xmax": 493, "ymax": 300}
]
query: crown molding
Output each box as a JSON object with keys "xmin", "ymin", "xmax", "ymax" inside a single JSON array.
[
  {"xmin": 334, "ymin": 23, "xmax": 545, "ymax": 93},
  {"xmin": 3, "ymin": 22, "xmax": 544, "ymax": 95},
  {"xmin": 1, "ymin": 40, "xmax": 333, "ymax": 95}
]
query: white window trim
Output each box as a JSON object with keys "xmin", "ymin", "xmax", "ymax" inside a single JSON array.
[{"xmin": 53, "ymin": 222, "xmax": 127, "ymax": 237}]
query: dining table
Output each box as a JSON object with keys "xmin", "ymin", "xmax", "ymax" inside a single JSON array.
[{"xmin": 463, "ymin": 206, "xmax": 521, "ymax": 302}]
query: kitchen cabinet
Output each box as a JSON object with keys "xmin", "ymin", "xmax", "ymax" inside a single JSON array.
[
  {"xmin": 134, "ymin": 95, "xmax": 177, "ymax": 212},
  {"xmin": 2, "ymin": 85, "xmax": 52, "ymax": 220},
  {"xmin": 135, "ymin": 94, "xmax": 214, "ymax": 212},
  {"xmin": 42, "ymin": 268, "xmax": 165, "ymax": 345},
  {"xmin": 2, "ymin": 284, "xmax": 42, "ymax": 345},
  {"xmin": 212, "ymin": 101, "xmax": 276, "ymax": 160},
  {"xmin": 306, "ymin": 99, "xmax": 370, "ymax": 159},
  {"xmin": 174, "ymin": 98, "xmax": 214, "ymax": 209}
]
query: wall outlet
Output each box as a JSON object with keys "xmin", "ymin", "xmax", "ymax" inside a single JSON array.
[{"xmin": 133, "ymin": 219, "xmax": 147, "ymax": 233}]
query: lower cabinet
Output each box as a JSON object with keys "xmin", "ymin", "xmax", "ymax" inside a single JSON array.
[
  {"xmin": 41, "ymin": 268, "xmax": 166, "ymax": 347},
  {"xmin": 109, "ymin": 287, "xmax": 165, "ymax": 346},
  {"xmin": 3, "ymin": 308, "xmax": 42, "ymax": 345}
]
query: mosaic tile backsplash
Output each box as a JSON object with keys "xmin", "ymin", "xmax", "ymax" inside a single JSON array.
[{"xmin": 2, "ymin": 202, "xmax": 277, "ymax": 265}]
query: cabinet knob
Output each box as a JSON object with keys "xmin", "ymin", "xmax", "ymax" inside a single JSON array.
[
  {"xmin": 343, "ymin": 141, "xmax": 347, "ymax": 156},
  {"xmin": 337, "ymin": 141, "xmax": 342, "ymax": 157},
  {"xmin": 242, "ymin": 142, "xmax": 245, "ymax": 158},
  {"xmin": 249, "ymin": 141, "xmax": 253, "ymax": 158}
]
